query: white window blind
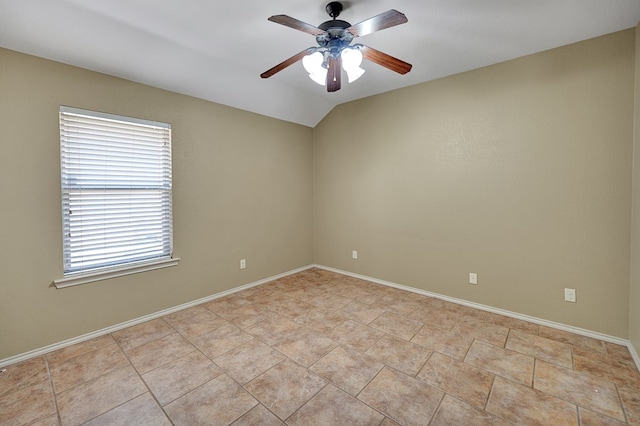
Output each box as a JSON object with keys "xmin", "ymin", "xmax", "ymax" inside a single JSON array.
[{"xmin": 59, "ymin": 106, "xmax": 173, "ymax": 276}]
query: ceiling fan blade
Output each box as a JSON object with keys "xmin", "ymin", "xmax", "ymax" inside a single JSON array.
[
  {"xmin": 327, "ymin": 56, "xmax": 341, "ymax": 92},
  {"xmin": 347, "ymin": 10, "xmax": 408, "ymax": 37},
  {"xmin": 268, "ymin": 15, "xmax": 326, "ymax": 36},
  {"xmin": 261, "ymin": 49, "xmax": 312, "ymax": 78},
  {"xmin": 360, "ymin": 45, "xmax": 412, "ymax": 75}
]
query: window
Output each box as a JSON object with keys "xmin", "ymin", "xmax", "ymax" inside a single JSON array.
[{"xmin": 55, "ymin": 106, "xmax": 177, "ymax": 288}]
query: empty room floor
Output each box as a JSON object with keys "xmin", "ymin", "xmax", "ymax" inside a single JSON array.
[{"xmin": 2, "ymin": 268, "xmax": 640, "ymax": 425}]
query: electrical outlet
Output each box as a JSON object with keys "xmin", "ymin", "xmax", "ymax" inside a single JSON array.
[
  {"xmin": 469, "ymin": 273, "xmax": 478, "ymax": 285},
  {"xmin": 352, "ymin": 250, "xmax": 358, "ymax": 259},
  {"xmin": 240, "ymin": 259, "xmax": 246, "ymax": 270},
  {"xmin": 564, "ymin": 288, "xmax": 576, "ymax": 302}
]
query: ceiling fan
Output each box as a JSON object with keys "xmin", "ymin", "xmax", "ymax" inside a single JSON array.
[{"xmin": 261, "ymin": 1, "xmax": 412, "ymax": 92}]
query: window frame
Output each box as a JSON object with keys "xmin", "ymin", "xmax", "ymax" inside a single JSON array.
[{"xmin": 53, "ymin": 106, "xmax": 179, "ymax": 288}]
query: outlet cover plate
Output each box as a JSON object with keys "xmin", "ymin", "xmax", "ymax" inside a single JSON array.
[
  {"xmin": 564, "ymin": 288, "xmax": 576, "ymax": 302},
  {"xmin": 469, "ymin": 273, "xmax": 478, "ymax": 285}
]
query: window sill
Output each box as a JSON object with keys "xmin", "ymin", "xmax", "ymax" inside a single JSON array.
[{"xmin": 53, "ymin": 257, "xmax": 180, "ymax": 289}]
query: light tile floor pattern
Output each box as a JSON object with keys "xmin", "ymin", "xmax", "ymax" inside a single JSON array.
[{"xmin": 2, "ymin": 268, "xmax": 640, "ymax": 425}]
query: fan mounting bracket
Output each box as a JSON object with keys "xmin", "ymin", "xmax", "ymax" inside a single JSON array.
[{"xmin": 325, "ymin": 2, "xmax": 344, "ymax": 19}]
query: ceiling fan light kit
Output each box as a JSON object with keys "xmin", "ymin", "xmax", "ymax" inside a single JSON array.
[
  {"xmin": 302, "ymin": 51, "xmax": 327, "ymax": 85},
  {"xmin": 340, "ymin": 48, "xmax": 365, "ymax": 83},
  {"xmin": 261, "ymin": 1, "xmax": 412, "ymax": 92},
  {"xmin": 303, "ymin": 47, "xmax": 365, "ymax": 85}
]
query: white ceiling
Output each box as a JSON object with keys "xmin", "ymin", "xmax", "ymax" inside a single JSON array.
[{"xmin": 2, "ymin": 0, "xmax": 640, "ymax": 127}]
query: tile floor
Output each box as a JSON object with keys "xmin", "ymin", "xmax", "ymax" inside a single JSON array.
[{"xmin": 2, "ymin": 268, "xmax": 640, "ymax": 425}]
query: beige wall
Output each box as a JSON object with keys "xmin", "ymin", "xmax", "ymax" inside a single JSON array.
[
  {"xmin": 314, "ymin": 30, "xmax": 635, "ymax": 337},
  {"xmin": 630, "ymin": 24, "xmax": 640, "ymax": 354},
  {"xmin": 1, "ymin": 28, "xmax": 637, "ymax": 360},
  {"xmin": 0, "ymin": 48, "xmax": 314, "ymax": 359}
]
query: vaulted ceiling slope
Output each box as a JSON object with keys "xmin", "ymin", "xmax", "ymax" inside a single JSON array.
[{"xmin": 2, "ymin": 1, "xmax": 640, "ymax": 127}]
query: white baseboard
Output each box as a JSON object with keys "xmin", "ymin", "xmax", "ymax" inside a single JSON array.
[
  {"xmin": 314, "ymin": 264, "xmax": 640, "ymax": 371},
  {"xmin": 3, "ymin": 263, "xmax": 639, "ymax": 374},
  {"xmin": 630, "ymin": 340, "xmax": 640, "ymax": 370},
  {"xmin": 0, "ymin": 264, "xmax": 314, "ymax": 368}
]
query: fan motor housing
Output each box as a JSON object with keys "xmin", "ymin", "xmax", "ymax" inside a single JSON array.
[
  {"xmin": 316, "ymin": 21, "xmax": 354, "ymax": 50},
  {"xmin": 318, "ymin": 19, "xmax": 350, "ymax": 31}
]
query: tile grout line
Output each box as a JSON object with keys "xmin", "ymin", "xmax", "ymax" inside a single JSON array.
[
  {"xmin": 482, "ymin": 372, "xmax": 497, "ymax": 412},
  {"xmin": 351, "ymin": 365, "xmax": 398, "ymax": 424},
  {"xmin": 412, "ymin": 346, "xmax": 433, "ymax": 380},
  {"xmin": 426, "ymin": 391, "xmax": 447, "ymax": 425},
  {"xmin": 613, "ymin": 383, "xmax": 630, "ymax": 424},
  {"xmin": 483, "ymin": 374, "xmax": 505, "ymax": 423},
  {"xmin": 110, "ymin": 329, "xmax": 174, "ymax": 425},
  {"xmin": 282, "ymin": 382, "xmax": 331, "ymax": 423},
  {"xmin": 43, "ymin": 357, "xmax": 62, "ymax": 426},
  {"xmin": 237, "ymin": 356, "xmax": 285, "ymax": 408}
]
